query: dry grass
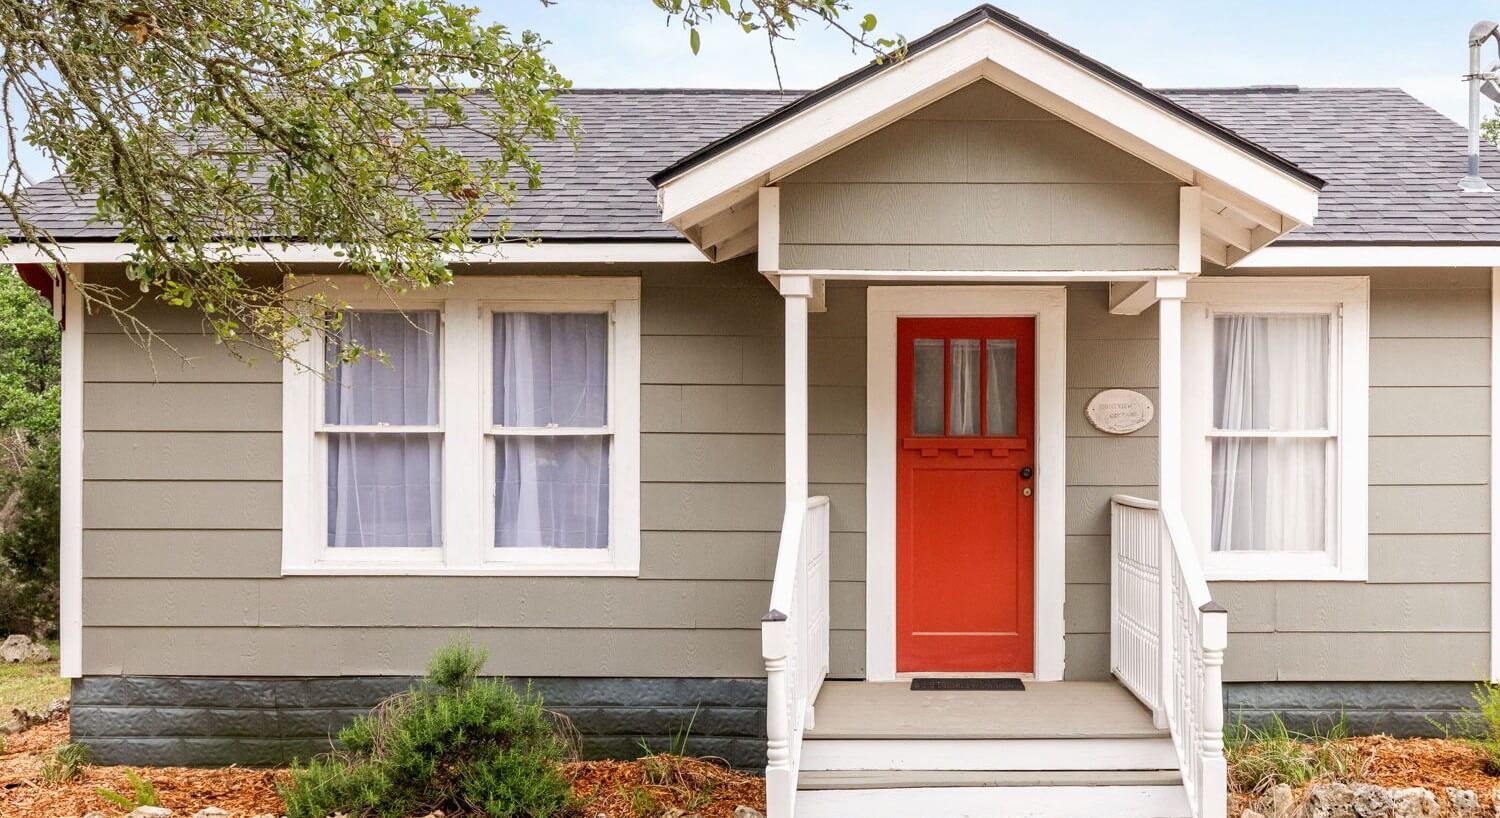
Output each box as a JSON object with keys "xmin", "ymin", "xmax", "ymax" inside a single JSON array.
[
  {"xmin": 0, "ymin": 653, "xmax": 69, "ymax": 714},
  {"xmin": 1229, "ymin": 734, "xmax": 1500, "ymax": 817}
]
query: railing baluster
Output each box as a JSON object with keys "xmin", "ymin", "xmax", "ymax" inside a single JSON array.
[
  {"xmin": 1111, "ymin": 496, "xmax": 1228, "ymax": 818},
  {"xmin": 762, "ymin": 496, "xmax": 831, "ymax": 818}
]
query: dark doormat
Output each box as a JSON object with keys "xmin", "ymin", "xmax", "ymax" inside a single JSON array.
[{"xmin": 910, "ymin": 678, "xmax": 1025, "ymax": 691}]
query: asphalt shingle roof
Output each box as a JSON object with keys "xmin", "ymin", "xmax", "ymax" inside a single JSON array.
[{"xmin": 17, "ymin": 85, "xmax": 1500, "ymax": 245}]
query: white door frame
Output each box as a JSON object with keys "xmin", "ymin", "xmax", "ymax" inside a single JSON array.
[{"xmin": 865, "ymin": 285, "xmax": 1068, "ymax": 682}]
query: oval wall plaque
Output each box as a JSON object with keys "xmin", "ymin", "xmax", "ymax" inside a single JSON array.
[{"xmin": 1085, "ymin": 389, "xmax": 1154, "ymax": 435}]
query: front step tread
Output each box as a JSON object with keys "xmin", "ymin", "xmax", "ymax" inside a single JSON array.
[{"xmin": 799, "ymin": 769, "xmax": 1183, "ymax": 790}]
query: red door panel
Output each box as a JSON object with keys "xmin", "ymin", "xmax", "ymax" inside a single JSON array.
[{"xmin": 896, "ymin": 316, "xmax": 1035, "ymax": 673}]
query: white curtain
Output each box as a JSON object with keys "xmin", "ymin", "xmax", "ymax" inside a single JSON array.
[
  {"xmin": 493, "ymin": 313, "xmax": 610, "ymax": 549},
  {"xmin": 325, "ymin": 311, "xmax": 442, "ymax": 548},
  {"xmin": 949, "ymin": 339, "xmax": 980, "ymax": 436},
  {"xmin": 1210, "ymin": 314, "xmax": 1329, "ymax": 553}
]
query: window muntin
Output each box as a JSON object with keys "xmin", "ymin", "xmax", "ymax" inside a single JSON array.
[{"xmin": 322, "ymin": 310, "xmax": 442, "ymax": 551}]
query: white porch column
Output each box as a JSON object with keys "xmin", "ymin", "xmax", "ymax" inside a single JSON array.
[{"xmin": 781, "ymin": 273, "xmax": 812, "ymax": 508}]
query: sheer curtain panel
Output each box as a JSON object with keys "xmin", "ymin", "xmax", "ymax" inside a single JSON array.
[
  {"xmin": 492, "ymin": 312, "xmax": 610, "ymax": 549},
  {"xmin": 324, "ymin": 311, "xmax": 442, "ymax": 548},
  {"xmin": 1209, "ymin": 314, "xmax": 1330, "ymax": 553}
]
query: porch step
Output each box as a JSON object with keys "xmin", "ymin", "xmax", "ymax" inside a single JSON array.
[
  {"xmin": 794, "ymin": 783, "xmax": 1192, "ymax": 818},
  {"xmin": 798, "ymin": 769, "xmax": 1183, "ymax": 789},
  {"xmin": 792, "ymin": 681, "xmax": 1190, "ymax": 817}
]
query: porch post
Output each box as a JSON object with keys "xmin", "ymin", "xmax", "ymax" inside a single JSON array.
[
  {"xmin": 781, "ymin": 273, "xmax": 812, "ymax": 508},
  {"xmin": 1155, "ymin": 277, "xmax": 1187, "ymax": 729}
]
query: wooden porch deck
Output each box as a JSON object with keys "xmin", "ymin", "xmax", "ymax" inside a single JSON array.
[{"xmin": 806, "ymin": 680, "xmax": 1164, "ymax": 740}]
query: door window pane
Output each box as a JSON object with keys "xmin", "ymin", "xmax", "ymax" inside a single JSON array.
[
  {"xmin": 949, "ymin": 339, "xmax": 980, "ymax": 436},
  {"xmin": 912, "ymin": 339, "xmax": 944, "ymax": 436},
  {"xmin": 985, "ymin": 339, "xmax": 1017, "ymax": 436}
]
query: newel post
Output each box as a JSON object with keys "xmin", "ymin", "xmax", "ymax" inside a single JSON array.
[
  {"xmin": 1200, "ymin": 601, "xmax": 1230, "ymax": 818},
  {"xmin": 762, "ymin": 610, "xmax": 792, "ymax": 818}
]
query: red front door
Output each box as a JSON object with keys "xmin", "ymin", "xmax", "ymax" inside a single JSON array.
[{"xmin": 896, "ymin": 317, "xmax": 1035, "ymax": 673}]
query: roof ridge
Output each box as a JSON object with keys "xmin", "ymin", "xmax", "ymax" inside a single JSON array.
[{"xmin": 1158, "ymin": 85, "xmax": 1410, "ymax": 95}]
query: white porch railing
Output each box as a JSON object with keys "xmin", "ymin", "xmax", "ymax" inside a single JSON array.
[
  {"xmin": 1110, "ymin": 495, "xmax": 1229, "ymax": 818},
  {"xmin": 762, "ymin": 495, "xmax": 832, "ymax": 818}
]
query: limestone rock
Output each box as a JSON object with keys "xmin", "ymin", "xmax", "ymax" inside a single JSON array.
[
  {"xmin": 1254, "ymin": 783, "xmax": 1295, "ymax": 818},
  {"xmin": 1353, "ymin": 783, "xmax": 1395, "ymax": 818},
  {"xmin": 1389, "ymin": 788, "xmax": 1440, "ymax": 818},
  {"xmin": 191, "ymin": 809, "xmax": 229, "ymax": 818},
  {"xmin": 1305, "ymin": 783, "xmax": 1356, "ymax": 818},
  {"xmin": 126, "ymin": 808, "xmax": 173, "ymax": 818},
  {"xmin": 0, "ymin": 635, "xmax": 32, "ymax": 663},
  {"xmin": 24, "ymin": 640, "xmax": 50, "ymax": 662},
  {"xmin": 733, "ymin": 808, "xmax": 765, "ymax": 818},
  {"xmin": 1448, "ymin": 789, "xmax": 1482, "ymax": 818}
]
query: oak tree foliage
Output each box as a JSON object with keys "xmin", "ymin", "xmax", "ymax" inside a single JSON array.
[{"xmin": 2, "ymin": 0, "xmax": 897, "ymax": 360}]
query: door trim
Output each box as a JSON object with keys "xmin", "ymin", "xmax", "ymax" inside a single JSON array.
[{"xmin": 866, "ymin": 286, "xmax": 1067, "ymax": 682}]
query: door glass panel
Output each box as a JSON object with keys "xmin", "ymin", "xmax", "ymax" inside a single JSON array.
[
  {"xmin": 985, "ymin": 339, "xmax": 1018, "ymax": 436},
  {"xmin": 949, "ymin": 339, "xmax": 980, "ymax": 436},
  {"xmin": 912, "ymin": 339, "xmax": 945, "ymax": 436}
]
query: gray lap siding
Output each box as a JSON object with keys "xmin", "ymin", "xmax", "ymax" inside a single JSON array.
[{"xmin": 79, "ymin": 264, "xmax": 1494, "ymax": 685}]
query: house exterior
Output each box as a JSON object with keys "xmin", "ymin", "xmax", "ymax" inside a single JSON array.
[{"xmin": 13, "ymin": 5, "xmax": 1500, "ymax": 817}]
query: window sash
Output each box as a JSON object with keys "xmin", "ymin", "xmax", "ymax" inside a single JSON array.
[{"xmin": 483, "ymin": 305, "xmax": 618, "ymax": 560}]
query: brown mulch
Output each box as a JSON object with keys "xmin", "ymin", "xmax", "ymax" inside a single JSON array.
[
  {"xmin": 1, "ymin": 718, "xmax": 287, "ymax": 817},
  {"xmin": 1230, "ymin": 735, "xmax": 1500, "ymax": 817},
  {"xmin": 2, "ymin": 717, "xmax": 764, "ymax": 818},
  {"xmin": 565, "ymin": 754, "xmax": 764, "ymax": 818}
]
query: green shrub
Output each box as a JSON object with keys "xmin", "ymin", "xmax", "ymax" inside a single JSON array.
[
  {"xmin": 1225, "ymin": 713, "xmax": 1359, "ymax": 794},
  {"xmin": 96, "ymin": 770, "xmax": 160, "ymax": 810},
  {"xmin": 41, "ymin": 741, "xmax": 89, "ymax": 784},
  {"xmin": 1446, "ymin": 681, "xmax": 1500, "ymax": 773},
  {"xmin": 279, "ymin": 641, "xmax": 573, "ymax": 818}
]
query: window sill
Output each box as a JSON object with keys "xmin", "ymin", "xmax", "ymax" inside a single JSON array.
[
  {"xmin": 1203, "ymin": 566, "xmax": 1367, "ymax": 582},
  {"xmin": 282, "ymin": 564, "xmax": 640, "ymax": 577}
]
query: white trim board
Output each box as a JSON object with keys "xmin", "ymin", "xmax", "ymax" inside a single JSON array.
[
  {"xmin": 0, "ymin": 241, "xmax": 708, "ymax": 266},
  {"xmin": 1181, "ymin": 276, "xmax": 1370, "ymax": 582},
  {"xmin": 864, "ymin": 285, "xmax": 1067, "ymax": 682},
  {"xmin": 656, "ymin": 18, "xmax": 1317, "ymax": 234},
  {"xmin": 1491, "ymin": 267, "xmax": 1500, "ymax": 682},
  {"xmin": 59, "ymin": 265, "xmax": 83, "ymax": 678},
  {"xmin": 1235, "ymin": 244, "xmax": 1500, "ymax": 269}
]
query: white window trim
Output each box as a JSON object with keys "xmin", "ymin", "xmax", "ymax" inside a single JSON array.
[
  {"xmin": 282, "ymin": 275, "xmax": 641, "ymax": 576},
  {"xmin": 1182, "ymin": 276, "xmax": 1369, "ymax": 582}
]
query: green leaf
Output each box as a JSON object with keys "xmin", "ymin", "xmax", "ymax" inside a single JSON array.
[
  {"xmin": 689, "ymin": 26, "xmax": 701, "ymax": 55},
  {"xmin": 860, "ymin": 13, "xmax": 877, "ymax": 33}
]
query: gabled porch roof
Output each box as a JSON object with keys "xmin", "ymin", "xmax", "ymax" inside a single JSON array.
[{"xmin": 651, "ymin": 4, "xmax": 1325, "ymax": 269}]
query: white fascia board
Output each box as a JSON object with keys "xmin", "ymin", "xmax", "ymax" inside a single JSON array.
[
  {"xmin": 656, "ymin": 20, "xmax": 1319, "ymax": 228},
  {"xmin": 1235, "ymin": 244, "xmax": 1500, "ymax": 269},
  {"xmin": 0, "ymin": 241, "xmax": 709, "ymax": 265}
]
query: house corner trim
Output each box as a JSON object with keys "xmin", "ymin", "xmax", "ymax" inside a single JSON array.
[{"xmin": 59, "ymin": 264, "xmax": 84, "ymax": 678}]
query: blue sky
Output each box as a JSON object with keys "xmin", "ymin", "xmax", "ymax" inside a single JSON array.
[
  {"xmin": 9, "ymin": 2, "xmax": 1499, "ymax": 182},
  {"xmin": 496, "ymin": 0, "xmax": 1495, "ymax": 123}
]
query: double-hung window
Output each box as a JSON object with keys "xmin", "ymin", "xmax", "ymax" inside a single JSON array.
[
  {"xmin": 1182, "ymin": 277, "xmax": 1369, "ymax": 581},
  {"xmin": 283, "ymin": 276, "xmax": 641, "ymax": 575}
]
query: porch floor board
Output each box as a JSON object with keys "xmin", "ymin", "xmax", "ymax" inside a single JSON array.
[{"xmin": 806, "ymin": 681, "xmax": 1163, "ymax": 740}]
